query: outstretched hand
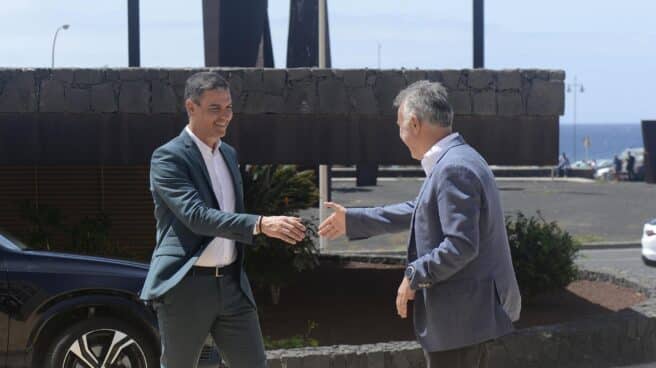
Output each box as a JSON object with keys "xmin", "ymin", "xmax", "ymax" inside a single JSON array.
[
  {"xmin": 261, "ymin": 216, "xmax": 306, "ymax": 245},
  {"xmin": 318, "ymin": 202, "xmax": 347, "ymax": 240}
]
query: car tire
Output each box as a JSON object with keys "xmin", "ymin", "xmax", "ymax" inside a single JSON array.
[
  {"xmin": 43, "ymin": 316, "xmax": 158, "ymax": 368},
  {"xmin": 642, "ymin": 255, "xmax": 656, "ymax": 267}
]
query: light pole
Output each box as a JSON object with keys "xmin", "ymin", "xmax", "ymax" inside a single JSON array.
[
  {"xmin": 377, "ymin": 42, "xmax": 381, "ymax": 69},
  {"xmin": 318, "ymin": 0, "xmax": 327, "ymax": 253},
  {"xmin": 51, "ymin": 24, "xmax": 70, "ymax": 68},
  {"xmin": 567, "ymin": 76, "xmax": 584, "ymax": 162}
]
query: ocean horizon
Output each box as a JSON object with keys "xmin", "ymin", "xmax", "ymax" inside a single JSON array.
[{"xmin": 559, "ymin": 122, "xmax": 644, "ymax": 162}]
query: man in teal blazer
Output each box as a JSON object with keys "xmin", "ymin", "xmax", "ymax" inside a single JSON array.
[{"xmin": 140, "ymin": 72, "xmax": 306, "ymax": 368}]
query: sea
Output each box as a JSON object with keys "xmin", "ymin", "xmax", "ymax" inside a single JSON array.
[{"xmin": 559, "ymin": 123, "xmax": 644, "ymax": 162}]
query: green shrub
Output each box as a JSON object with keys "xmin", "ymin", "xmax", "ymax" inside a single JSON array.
[
  {"xmin": 242, "ymin": 165, "xmax": 320, "ymax": 304},
  {"xmin": 263, "ymin": 321, "xmax": 319, "ymax": 350},
  {"xmin": 506, "ymin": 211, "xmax": 580, "ymax": 300}
]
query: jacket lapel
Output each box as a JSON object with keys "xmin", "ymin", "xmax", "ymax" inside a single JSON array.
[{"xmin": 181, "ymin": 129, "xmax": 217, "ymax": 208}]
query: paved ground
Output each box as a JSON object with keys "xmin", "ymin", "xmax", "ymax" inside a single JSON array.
[
  {"xmin": 301, "ymin": 178, "xmax": 656, "ymax": 253},
  {"xmin": 577, "ymin": 247, "xmax": 656, "ymax": 291}
]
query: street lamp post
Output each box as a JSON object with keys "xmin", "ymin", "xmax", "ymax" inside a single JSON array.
[
  {"xmin": 51, "ymin": 24, "xmax": 70, "ymax": 68},
  {"xmin": 318, "ymin": 0, "xmax": 327, "ymax": 253},
  {"xmin": 567, "ymin": 77, "xmax": 584, "ymax": 162}
]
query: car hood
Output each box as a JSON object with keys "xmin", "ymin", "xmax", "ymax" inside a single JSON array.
[{"xmin": 21, "ymin": 249, "xmax": 149, "ymax": 277}]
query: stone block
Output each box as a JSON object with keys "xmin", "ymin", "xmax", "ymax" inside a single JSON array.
[
  {"xmin": 441, "ymin": 69, "xmax": 464, "ymax": 89},
  {"xmin": 288, "ymin": 68, "xmax": 311, "ymax": 82},
  {"xmin": 281, "ymin": 356, "xmax": 302, "ymax": 368},
  {"xmin": 0, "ymin": 72, "xmax": 36, "ymax": 112},
  {"xmin": 469, "ymin": 69, "xmax": 495, "ymax": 89},
  {"xmin": 536, "ymin": 70, "xmax": 550, "ymax": 80},
  {"xmin": 105, "ymin": 69, "xmax": 120, "ymax": 81},
  {"xmin": 375, "ymin": 71, "xmax": 406, "ymax": 114},
  {"xmin": 550, "ymin": 70, "xmax": 566, "ymax": 81},
  {"xmin": 144, "ymin": 69, "xmax": 162, "ymax": 80},
  {"xmin": 35, "ymin": 68, "xmax": 50, "ymax": 79},
  {"xmin": 74, "ymin": 69, "xmax": 104, "ymax": 84},
  {"xmin": 497, "ymin": 70, "xmax": 522, "ymax": 90},
  {"xmin": 91, "ymin": 82, "xmax": 117, "ymax": 112},
  {"xmin": 52, "ymin": 69, "xmax": 74, "ymax": 83},
  {"xmin": 366, "ymin": 351, "xmax": 385, "ymax": 368},
  {"xmin": 119, "ymin": 80, "xmax": 150, "ymax": 113},
  {"xmin": 497, "ymin": 91, "xmax": 524, "ymax": 116},
  {"xmin": 318, "ymin": 78, "xmax": 348, "ymax": 113},
  {"xmin": 448, "ymin": 90, "xmax": 471, "ymax": 114},
  {"xmin": 39, "ymin": 79, "xmax": 66, "ymax": 112},
  {"xmin": 425, "ymin": 70, "xmax": 443, "ymax": 83},
  {"xmin": 343, "ymin": 69, "xmax": 367, "ymax": 88},
  {"xmin": 311, "ymin": 68, "xmax": 333, "ymax": 78},
  {"xmin": 349, "ymin": 87, "xmax": 379, "ymax": 114},
  {"xmin": 403, "ymin": 69, "xmax": 426, "ymax": 85},
  {"xmin": 268, "ymin": 358, "xmax": 283, "ymax": 368},
  {"xmin": 472, "ymin": 90, "xmax": 496, "ymax": 115},
  {"xmin": 243, "ymin": 69, "xmax": 264, "ymax": 91},
  {"xmin": 263, "ymin": 69, "xmax": 286, "ymax": 95},
  {"xmin": 151, "ymin": 80, "xmax": 178, "ymax": 113},
  {"xmin": 389, "ymin": 351, "xmax": 412, "ymax": 368},
  {"xmin": 243, "ymin": 92, "xmax": 284, "ymax": 114},
  {"xmin": 66, "ymin": 87, "xmax": 91, "ymax": 113},
  {"xmin": 301, "ymin": 354, "xmax": 330, "ymax": 368},
  {"xmin": 526, "ymin": 79, "xmax": 565, "ymax": 116},
  {"xmin": 119, "ymin": 68, "xmax": 145, "ymax": 81},
  {"xmin": 284, "ymin": 82, "xmax": 316, "ymax": 113},
  {"xmin": 332, "ymin": 354, "xmax": 347, "ymax": 368},
  {"xmin": 169, "ymin": 69, "xmax": 193, "ymax": 86}
]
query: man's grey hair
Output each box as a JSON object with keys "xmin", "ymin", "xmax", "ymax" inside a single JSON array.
[
  {"xmin": 393, "ymin": 80, "xmax": 454, "ymax": 128},
  {"xmin": 184, "ymin": 71, "xmax": 230, "ymax": 104}
]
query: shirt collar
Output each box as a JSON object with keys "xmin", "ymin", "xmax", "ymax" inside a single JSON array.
[
  {"xmin": 185, "ymin": 125, "xmax": 221, "ymax": 156},
  {"xmin": 420, "ymin": 133, "xmax": 457, "ymax": 176}
]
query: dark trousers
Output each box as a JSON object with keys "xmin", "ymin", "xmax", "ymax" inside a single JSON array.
[
  {"xmin": 424, "ymin": 342, "xmax": 489, "ymax": 368},
  {"xmin": 153, "ymin": 267, "xmax": 266, "ymax": 368}
]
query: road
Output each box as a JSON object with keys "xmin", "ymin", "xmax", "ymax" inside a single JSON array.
[{"xmin": 303, "ymin": 177, "xmax": 655, "ymax": 253}]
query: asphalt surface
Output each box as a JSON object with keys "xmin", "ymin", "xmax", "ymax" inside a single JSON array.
[{"xmin": 302, "ymin": 178, "xmax": 656, "ymax": 253}]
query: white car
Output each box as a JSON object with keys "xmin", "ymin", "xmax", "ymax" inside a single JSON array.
[{"xmin": 642, "ymin": 218, "xmax": 656, "ymax": 264}]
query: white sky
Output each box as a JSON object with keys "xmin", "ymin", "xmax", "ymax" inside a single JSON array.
[{"xmin": 1, "ymin": 0, "xmax": 655, "ymax": 123}]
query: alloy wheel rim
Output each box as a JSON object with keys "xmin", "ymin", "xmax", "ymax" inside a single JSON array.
[{"xmin": 62, "ymin": 328, "xmax": 147, "ymax": 368}]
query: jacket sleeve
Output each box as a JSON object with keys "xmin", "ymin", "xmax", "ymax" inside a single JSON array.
[
  {"xmin": 345, "ymin": 201, "xmax": 415, "ymax": 240},
  {"xmin": 150, "ymin": 146, "xmax": 258, "ymax": 244},
  {"xmin": 409, "ymin": 165, "xmax": 481, "ymax": 289}
]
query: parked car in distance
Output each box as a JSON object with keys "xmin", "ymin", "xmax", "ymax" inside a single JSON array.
[{"xmin": 641, "ymin": 219, "xmax": 656, "ymax": 265}]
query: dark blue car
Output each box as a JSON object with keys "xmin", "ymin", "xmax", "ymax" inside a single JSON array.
[{"xmin": 0, "ymin": 229, "xmax": 220, "ymax": 368}]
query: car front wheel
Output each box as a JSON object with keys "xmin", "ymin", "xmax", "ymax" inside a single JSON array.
[{"xmin": 44, "ymin": 316, "xmax": 158, "ymax": 368}]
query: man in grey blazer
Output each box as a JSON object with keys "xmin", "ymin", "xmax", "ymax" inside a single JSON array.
[
  {"xmin": 319, "ymin": 81, "xmax": 521, "ymax": 367},
  {"xmin": 140, "ymin": 72, "xmax": 307, "ymax": 368}
]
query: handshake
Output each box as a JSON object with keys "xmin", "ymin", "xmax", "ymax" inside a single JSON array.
[{"xmin": 261, "ymin": 202, "xmax": 347, "ymax": 245}]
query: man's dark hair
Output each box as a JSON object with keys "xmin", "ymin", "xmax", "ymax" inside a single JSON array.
[{"xmin": 184, "ymin": 72, "xmax": 230, "ymax": 104}]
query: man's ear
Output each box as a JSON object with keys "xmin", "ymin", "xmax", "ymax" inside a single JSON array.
[
  {"xmin": 184, "ymin": 99, "xmax": 195, "ymax": 115},
  {"xmin": 410, "ymin": 114, "xmax": 421, "ymax": 133}
]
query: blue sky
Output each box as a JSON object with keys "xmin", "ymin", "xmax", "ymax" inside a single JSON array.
[{"xmin": 1, "ymin": 0, "xmax": 654, "ymax": 124}]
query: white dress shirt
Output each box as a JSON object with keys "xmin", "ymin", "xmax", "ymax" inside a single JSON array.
[
  {"xmin": 421, "ymin": 133, "xmax": 458, "ymax": 176},
  {"xmin": 185, "ymin": 126, "xmax": 237, "ymax": 267}
]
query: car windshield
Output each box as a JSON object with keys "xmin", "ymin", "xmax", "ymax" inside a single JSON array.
[
  {"xmin": 0, "ymin": 229, "xmax": 31, "ymax": 251},
  {"xmin": 650, "ymin": 219, "xmax": 656, "ymax": 226}
]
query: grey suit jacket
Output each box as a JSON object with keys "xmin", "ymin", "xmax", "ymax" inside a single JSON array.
[
  {"xmin": 140, "ymin": 129, "xmax": 259, "ymax": 305},
  {"xmin": 346, "ymin": 133, "xmax": 521, "ymax": 352}
]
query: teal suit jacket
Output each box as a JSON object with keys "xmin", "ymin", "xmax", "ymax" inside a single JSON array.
[{"xmin": 140, "ymin": 129, "xmax": 259, "ymax": 304}]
